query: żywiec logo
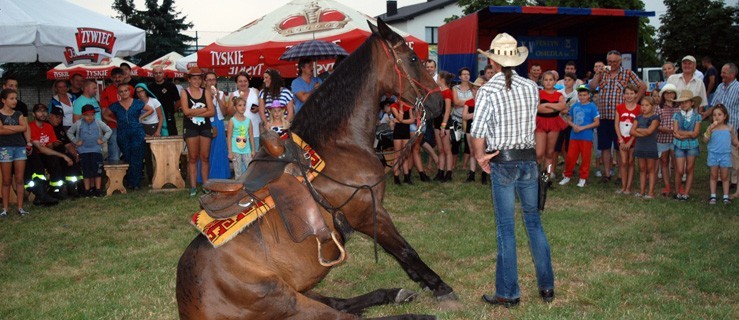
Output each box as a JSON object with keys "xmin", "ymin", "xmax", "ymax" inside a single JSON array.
[
  {"xmin": 63, "ymin": 47, "xmax": 100, "ymax": 65},
  {"xmin": 275, "ymin": 1, "xmax": 348, "ymax": 36},
  {"xmin": 75, "ymin": 28, "xmax": 117, "ymax": 53}
]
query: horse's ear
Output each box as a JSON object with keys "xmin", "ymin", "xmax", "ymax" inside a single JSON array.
[
  {"xmin": 368, "ymin": 20, "xmax": 379, "ymax": 35},
  {"xmin": 376, "ymin": 18, "xmax": 404, "ymax": 46}
]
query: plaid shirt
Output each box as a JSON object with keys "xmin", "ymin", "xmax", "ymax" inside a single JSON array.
[
  {"xmin": 596, "ymin": 67, "xmax": 642, "ymax": 120},
  {"xmin": 470, "ymin": 71, "xmax": 538, "ymax": 151},
  {"xmin": 656, "ymin": 106, "xmax": 677, "ymax": 144},
  {"xmin": 712, "ymin": 79, "xmax": 739, "ymax": 131}
]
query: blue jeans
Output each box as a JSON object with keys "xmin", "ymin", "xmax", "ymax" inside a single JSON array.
[
  {"xmin": 489, "ymin": 160, "xmax": 554, "ymax": 299},
  {"xmin": 107, "ymin": 128, "xmax": 120, "ymax": 161}
]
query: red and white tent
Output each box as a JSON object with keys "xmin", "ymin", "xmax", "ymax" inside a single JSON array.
[
  {"xmin": 0, "ymin": 0, "xmax": 145, "ymax": 65},
  {"xmin": 137, "ymin": 52, "xmax": 186, "ymax": 78},
  {"xmin": 198, "ymin": 0, "xmax": 428, "ymax": 77},
  {"xmin": 46, "ymin": 57, "xmax": 139, "ymax": 80}
]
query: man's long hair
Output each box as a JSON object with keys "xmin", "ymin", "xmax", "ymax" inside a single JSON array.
[{"xmin": 503, "ymin": 67, "xmax": 513, "ymax": 90}]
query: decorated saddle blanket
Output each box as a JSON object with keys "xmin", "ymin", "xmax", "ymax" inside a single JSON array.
[{"xmin": 191, "ymin": 133, "xmax": 325, "ymax": 247}]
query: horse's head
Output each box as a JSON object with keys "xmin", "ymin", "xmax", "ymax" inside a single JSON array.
[{"xmin": 369, "ymin": 19, "xmax": 442, "ymax": 119}]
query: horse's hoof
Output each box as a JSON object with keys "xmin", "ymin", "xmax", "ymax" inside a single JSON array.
[
  {"xmin": 435, "ymin": 291, "xmax": 458, "ymax": 301},
  {"xmin": 395, "ymin": 289, "xmax": 420, "ymax": 304}
]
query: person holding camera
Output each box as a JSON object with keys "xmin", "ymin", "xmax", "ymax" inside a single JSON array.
[{"xmin": 589, "ymin": 50, "xmax": 646, "ymax": 183}]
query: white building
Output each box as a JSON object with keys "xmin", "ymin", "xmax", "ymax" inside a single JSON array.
[{"xmin": 377, "ymin": 0, "xmax": 463, "ymax": 62}]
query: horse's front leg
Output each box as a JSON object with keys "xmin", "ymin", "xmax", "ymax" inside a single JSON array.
[
  {"xmin": 353, "ymin": 206, "xmax": 456, "ymax": 300},
  {"xmin": 304, "ymin": 288, "xmax": 419, "ymax": 315}
]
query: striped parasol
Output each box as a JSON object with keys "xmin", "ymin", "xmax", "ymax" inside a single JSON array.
[{"xmin": 279, "ymin": 40, "xmax": 349, "ymax": 61}]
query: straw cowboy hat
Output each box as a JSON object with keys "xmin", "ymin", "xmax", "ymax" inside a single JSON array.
[
  {"xmin": 477, "ymin": 33, "xmax": 528, "ymax": 67},
  {"xmin": 672, "ymin": 89, "xmax": 702, "ymax": 106}
]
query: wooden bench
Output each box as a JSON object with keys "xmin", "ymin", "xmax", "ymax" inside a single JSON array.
[
  {"xmin": 104, "ymin": 161, "xmax": 129, "ymax": 196},
  {"xmin": 146, "ymin": 136, "xmax": 186, "ymax": 191}
]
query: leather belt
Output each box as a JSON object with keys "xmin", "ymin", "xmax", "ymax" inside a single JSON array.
[
  {"xmin": 490, "ymin": 148, "xmax": 537, "ymax": 163},
  {"xmin": 536, "ymin": 112, "xmax": 560, "ymax": 118}
]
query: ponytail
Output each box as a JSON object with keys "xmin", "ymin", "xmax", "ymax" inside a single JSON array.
[{"xmin": 503, "ymin": 67, "xmax": 513, "ymax": 90}]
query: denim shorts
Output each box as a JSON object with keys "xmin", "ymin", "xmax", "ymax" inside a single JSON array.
[
  {"xmin": 657, "ymin": 143, "xmax": 674, "ymax": 155},
  {"xmin": 707, "ymin": 152, "xmax": 732, "ymax": 168},
  {"xmin": 674, "ymin": 147, "xmax": 700, "ymax": 158},
  {"xmin": 0, "ymin": 146, "xmax": 27, "ymax": 162}
]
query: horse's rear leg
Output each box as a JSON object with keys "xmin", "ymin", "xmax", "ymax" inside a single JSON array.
[
  {"xmin": 354, "ymin": 207, "xmax": 456, "ymax": 299},
  {"xmin": 304, "ymin": 288, "xmax": 419, "ymax": 315}
]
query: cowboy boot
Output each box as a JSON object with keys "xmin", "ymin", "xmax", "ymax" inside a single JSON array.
[
  {"xmin": 419, "ymin": 171, "xmax": 431, "ymax": 182},
  {"xmin": 465, "ymin": 171, "xmax": 475, "ymax": 183},
  {"xmin": 394, "ymin": 175, "xmax": 401, "ymax": 185},
  {"xmin": 444, "ymin": 171, "xmax": 453, "ymax": 182},
  {"xmin": 433, "ymin": 169, "xmax": 444, "ymax": 181},
  {"xmin": 481, "ymin": 172, "xmax": 489, "ymax": 185},
  {"xmin": 403, "ymin": 173, "xmax": 413, "ymax": 185}
]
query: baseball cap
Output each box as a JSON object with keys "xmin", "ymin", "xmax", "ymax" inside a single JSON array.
[
  {"xmin": 50, "ymin": 106, "xmax": 64, "ymax": 117},
  {"xmin": 681, "ymin": 55, "xmax": 696, "ymax": 63},
  {"xmin": 576, "ymin": 84, "xmax": 591, "ymax": 92},
  {"xmin": 81, "ymin": 104, "xmax": 96, "ymax": 115}
]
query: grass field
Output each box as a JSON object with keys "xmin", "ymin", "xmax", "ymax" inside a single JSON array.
[{"xmin": 0, "ymin": 151, "xmax": 737, "ymax": 319}]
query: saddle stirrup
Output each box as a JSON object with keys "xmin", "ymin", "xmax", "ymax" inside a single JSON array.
[{"xmin": 316, "ymin": 231, "xmax": 347, "ymax": 267}]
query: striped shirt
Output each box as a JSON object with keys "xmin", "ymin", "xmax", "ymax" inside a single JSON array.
[
  {"xmin": 470, "ymin": 71, "xmax": 539, "ymax": 151},
  {"xmin": 596, "ymin": 67, "xmax": 642, "ymax": 120},
  {"xmin": 711, "ymin": 79, "xmax": 739, "ymax": 131}
]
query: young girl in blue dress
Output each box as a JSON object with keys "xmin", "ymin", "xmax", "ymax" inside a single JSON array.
[{"xmin": 703, "ymin": 105, "xmax": 739, "ymax": 204}]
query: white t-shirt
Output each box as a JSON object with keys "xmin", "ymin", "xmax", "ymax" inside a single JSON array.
[
  {"xmin": 52, "ymin": 93, "xmax": 74, "ymax": 127},
  {"xmin": 210, "ymin": 90, "xmax": 225, "ymax": 122},
  {"xmin": 140, "ymin": 98, "xmax": 161, "ymax": 125},
  {"xmin": 233, "ymin": 88, "xmax": 261, "ymax": 137}
]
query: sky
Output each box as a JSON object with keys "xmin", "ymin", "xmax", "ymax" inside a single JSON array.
[{"xmin": 64, "ymin": 0, "xmax": 694, "ymax": 46}]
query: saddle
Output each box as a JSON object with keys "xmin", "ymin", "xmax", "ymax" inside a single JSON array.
[{"xmin": 199, "ymin": 130, "xmax": 345, "ymax": 266}]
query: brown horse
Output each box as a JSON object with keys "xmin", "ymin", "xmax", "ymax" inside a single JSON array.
[{"xmin": 177, "ymin": 19, "xmax": 452, "ymax": 319}]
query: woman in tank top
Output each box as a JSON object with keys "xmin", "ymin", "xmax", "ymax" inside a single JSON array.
[
  {"xmin": 180, "ymin": 67, "xmax": 215, "ymax": 196},
  {"xmin": 452, "ymin": 67, "xmax": 474, "ymax": 174}
]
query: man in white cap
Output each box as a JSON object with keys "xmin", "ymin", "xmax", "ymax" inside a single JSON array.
[
  {"xmin": 667, "ymin": 55, "xmax": 708, "ymax": 114},
  {"xmin": 471, "ymin": 33, "xmax": 555, "ymax": 308}
]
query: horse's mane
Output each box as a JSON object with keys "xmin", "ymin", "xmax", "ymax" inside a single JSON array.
[{"xmin": 290, "ymin": 34, "xmax": 377, "ymax": 149}]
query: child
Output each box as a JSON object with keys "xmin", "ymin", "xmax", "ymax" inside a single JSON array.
[
  {"xmin": 631, "ymin": 97, "xmax": 661, "ymax": 199},
  {"xmin": 227, "ymin": 97, "xmax": 255, "ymax": 178},
  {"xmin": 536, "ymin": 71, "xmax": 567, "ymax": 177},
  {"xmin": 67, "ymin": 104, "xmax": 112, "ymax": 197},
  {"xmin": 671, "ymin": 90, "xmax": 703, "ymax": 201},
  {"xmin": 615, "ymin": 85, "xmax": 642, "ymax": 194},
  {"xmin": 554, "ymin": 72, "xmax": 578, "ymax": 179},
  {"xmin": 0, "ymin": 89, "xmax": 29, "ymax": 216},
  {"xmin": 703, "ymin": 105, "xmax": 739, "ymax": 204},
  {"xmin": 560, "ymin": 85, "xmax": 600, "ymax": 187},
  {"xmin": 656, "ymin": 84, "xmax": 678, "ymax": 196}
]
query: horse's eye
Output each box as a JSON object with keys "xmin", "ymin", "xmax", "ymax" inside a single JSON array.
[{"xmin": 410, "ymin": 56, "xmax": 418, "ymax": 63}]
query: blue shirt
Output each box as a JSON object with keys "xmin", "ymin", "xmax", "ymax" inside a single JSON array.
[
  {"xmin": 72, "ymin": 95, "xmax": 102, "ymax": 120},
  {"xmin": 569, "ymin": 102, "xmax": 600, "ymax": 142},
  {"xmin": 708, "ymin": 129, "xmax": 732, "ymax": 155},
  {"xmin": 109, "ymin": 99, "xmax": 146, "ymax": 131},
  {"xmin": 672, "ymin": 111, "xmax": 702, "ymax": 150},
  {"xmin": 77, "ymin": 120, "xmax": 103, "ymax": 154},
  {"xmin": 290, "ymin": 76, "xmax": 322, "ymax": 113},
  {"xmin": 230, "ymin": 117, "xmax": 252, "ymax": 154}
]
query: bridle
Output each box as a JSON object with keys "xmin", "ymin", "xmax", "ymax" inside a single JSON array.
[{"xmin": 377, "ymin": 37, "xmax": 440, "ymax": 131}]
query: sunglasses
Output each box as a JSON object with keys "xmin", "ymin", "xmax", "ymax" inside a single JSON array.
[{"xmin": 236, "ymin": 138, "xmax": 248, "ymax": 143}]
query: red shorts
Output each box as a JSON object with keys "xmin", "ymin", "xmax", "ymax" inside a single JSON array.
[{"xmin": 536, "ymin": 115, "xmax": 567, "ymax": 133}]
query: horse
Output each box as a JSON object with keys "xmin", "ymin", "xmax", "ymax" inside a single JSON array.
[{"xmin": 176, "ymin": 19, "xmax": 453, "ymax": 320}]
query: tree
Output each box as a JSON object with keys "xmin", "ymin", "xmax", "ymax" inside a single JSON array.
[
  {"xmin": 450, "ymin": 0, "xmax": 660, "ymax": 67},
  {"xmin": 113, "ymin": 0, "xmax": 194, "ymax": 64},
  {"xmin": 658, "ymin": 0, "xmax": 739, "ymax": 67}
]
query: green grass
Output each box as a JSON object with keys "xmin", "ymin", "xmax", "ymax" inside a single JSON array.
[{"xmin": 0, "ymin": 152, "xmax": 737, "ymax": 319}]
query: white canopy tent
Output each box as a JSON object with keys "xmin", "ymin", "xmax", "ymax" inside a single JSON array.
[{"xmin": 0, "ymin": 0, "xmax": 146, "ymax": 65}]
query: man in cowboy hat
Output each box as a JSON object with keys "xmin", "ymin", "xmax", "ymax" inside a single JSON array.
[{"xmin": 471, "ymin": 33, "xmax": 555, "ymax": 308}]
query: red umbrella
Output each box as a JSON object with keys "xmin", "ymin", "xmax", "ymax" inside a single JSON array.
[
  {"xmin": 198, "ymin": 0, "xmax": 428, "ymax": 77},
  {"xmin": 137, "ymin": 52, "xmax": 186, "ymax": 78}
]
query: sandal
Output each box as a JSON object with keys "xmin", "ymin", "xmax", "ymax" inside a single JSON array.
[
  {"xmin": 661, "ymin": 187, "xmax": 670, "ymax": 197},
  {"xmin": 709, "ymin": 196, "xmax": 717, "ymax": 205},
  {"xmin": 723, "ymin": 197, "xmax": 732, "ymax": 205}
]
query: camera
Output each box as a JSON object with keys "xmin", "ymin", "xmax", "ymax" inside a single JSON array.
[{"xmin": 604, "ymin": 66, "xmax": 611, "ymax": 72}]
